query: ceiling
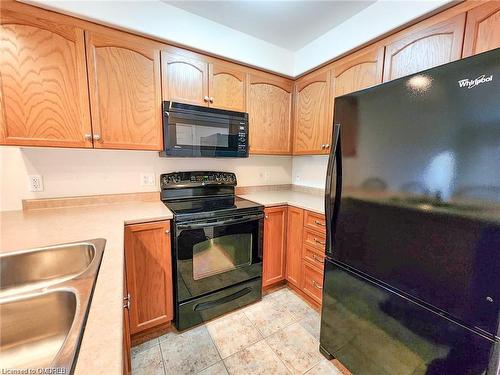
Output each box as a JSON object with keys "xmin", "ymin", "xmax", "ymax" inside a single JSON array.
[{"xmin": 164, "ymin": 0, "xmax": 376, "ymax": 51}]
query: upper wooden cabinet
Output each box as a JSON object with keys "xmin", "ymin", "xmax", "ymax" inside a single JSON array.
[
  {"xmin": 293, "ymin": 69, "xmax": 333, "ymax": 155},
  {"xmin": 162, "ymin": 51, "xmax": 247, "ymax": 112},
  {"xmin": 86, "ymin": 29, "xmax": 163, "ymax": 150},
  {"xmin": 263, "ymin": 206, "xmax": 287, "ymax": 287},
  {"xmin": 383, "ymin": 13, "xmax": 466, "ymax": 81},
  {"xmin": 124, "ymin": 221, "xmax": 173, "ymax": 334},
  {"xmin": 331, "ymin": 45, "xmax": 384, "ymax": 156},
  {"xmin": 161, "ymin": 51, "xmax": 209, "ymax": 106},
  {"xmin": 0, "ymin": 10, "xmax": 92, "ymax": 148},
  {"xmin": 463, "ymin": 2, "xmax": 500, "ymax": 57},
  {"xmin": 247, "ymin": 74, "xmax": 293, "ymax": 155},
  {"xmin": 209, "ymin": 61, "xmax": 246, "ymax": 112}
]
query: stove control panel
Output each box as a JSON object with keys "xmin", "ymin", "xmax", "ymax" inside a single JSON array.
[{"xmin": 161, "ymin": 171, "xmax": 237, "ymax": 188}]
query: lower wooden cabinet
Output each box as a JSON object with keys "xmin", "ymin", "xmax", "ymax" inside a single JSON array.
[
  {"xmin": 301, "ymin": 260, "xmax": 324, "ymax": 305},
  {"xmin": 263, "ymin": 206, "xmax": 288, "ymax": 287},
  {"xmin": 123, "ymin": 265, "xmax": 131, "ymax": 375},
  {"xmin": 286, "ymin": 207, "xmax": 303, "ymax": 287},
  {"xmin": 124, "ymin": 220, "xmax": 173, "ymax": 335}
]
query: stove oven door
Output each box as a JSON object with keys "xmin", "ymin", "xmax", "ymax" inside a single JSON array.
[{"xmin": 174, "ymin": 212, "xmax": 263, "ymax": 304}]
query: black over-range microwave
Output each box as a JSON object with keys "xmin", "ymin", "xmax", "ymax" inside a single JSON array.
[{"xmin": 161, "ymin": 101, "xmax": 249, "ymax": 157}]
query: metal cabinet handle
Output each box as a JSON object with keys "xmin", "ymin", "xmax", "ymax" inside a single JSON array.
[
  {"xmin": 320, "ymin": 144, "xmax": 325, "ymax": 149},
  {"xmin": 93, "ymin": 134, "xmax": 101, "ymax": 141},
  {"xmin": 209, "ymin": 97, "xmax": 214, "ymax": 103},
  {"xmin": 324, "ymin": 144, "xmax": 330, "ymax": 149},
  {"xmin": 123, "ymin": 293, "xmax": 131, "ymax": 309},
  {"xmin": 265, "ymin": 215, "xmax": 269, "ymax": 219},
  {"xmin": 312, "ymin": 280, "xmax": 322, "ymax": 290},
  {"xmin": 84, "ymin": 134, "xmax": 92, "ymax": 141},
  {"xmin": 314, "ymin": 238, "xmax": 326, "ymax": 246},
  {"xmin": 314, "ymin": 220, "xmax": 325, "ymax": 227},
  {"xmin": 312, "ymin": 254, "xmax": 324, "ymax": 264},
  {"xmin": 204, "ymin": 96, "xmax": 210, "ymax": 102},
  {"xmin": 165, "ymin": 229, "xmax": 170, "ymax": 234}
]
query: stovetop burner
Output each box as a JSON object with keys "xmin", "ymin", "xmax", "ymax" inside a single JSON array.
[{"xmin": 160, "ymin": 171, "xmax": 263, "ymax": 222}]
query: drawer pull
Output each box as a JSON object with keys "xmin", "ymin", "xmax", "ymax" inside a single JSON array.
[
  {"xmin": 314, "ymin": 220, "xmax": 325, "ymax": 227},
  {"xmin": 312, "ymin": 254, "xmax": 324, "ymax": 264},
  {"xmin": 312, "ymin": 280, "xmax": 323, "ymax": 290},
  {"xmin": 314, "ymin": 238, "xmax": 326, "ymax": 246}
]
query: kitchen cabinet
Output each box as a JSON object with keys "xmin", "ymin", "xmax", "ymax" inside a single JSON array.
[
  {"xmin": 0, "ymin": 9, "xmax": 92, "ymax": 148},
  {"xmin": 293, "ymin": 69, "xmax": 333, "ymax": 155},
  {"xmin": 247, "ymin": 74, "xmax": 293, "ymax": 155},
  {"xmin": 86, "ymin": 29, "xmax": 163, "ymax": 150},
  {"xmin": 263, "ymin": 206, "xmax": 288, "ymax": 287},
  {"xmin": 463, "ymin": 2, "xmax": 500, "ymax": 57},
  {"xmin": 383, "ymin": 13, "xmax": 466, "ymax": 81},
  {"xmin": 161, "ymin": 51, "xmax": 209, "ymax": 106},
  {"xmin": 301, "ymin": 260, "xmax": 324, "ymax": 305},
  {"xmin": 331, "ymin": 45, "xmax": 384, "ymax": 156},
  {"xmin": 162, "ymin": 51, "xmax": 247, "ymax": 112},
  {"xmin": 286, "ymin": 207, "xmax": 304, "ymax": 287},
  {"xmin": 209, "ymin": 61, "xmax": 247, "ymax": 112},
  {"xmin": 124, "ymin": 221, "xmax": 173, "ymax": 334}
]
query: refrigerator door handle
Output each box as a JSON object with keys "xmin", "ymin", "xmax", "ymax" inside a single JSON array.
[{"xmin": 325, "ymin": 123, "xmax": 342, "ymax": 258}]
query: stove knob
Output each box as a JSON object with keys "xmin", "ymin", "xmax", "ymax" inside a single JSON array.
[
  {"xmin": 223, "ymin": 174, "xmax": 229, "ymax": 182},
  {"xmin": 215, "ymin": 174, "xmax": 221, "ymax": 182},
  {"xmin": 173, "ymin": 175, "xmax": 181, "ymax": 183}
]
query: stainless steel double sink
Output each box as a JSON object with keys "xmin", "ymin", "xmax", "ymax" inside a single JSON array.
[{"xmin": 0, "ymin": 239, "xmax": 106, "ymax": 373}]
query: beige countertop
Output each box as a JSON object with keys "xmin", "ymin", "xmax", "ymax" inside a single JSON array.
[
  {"xmin": 239, "ymin": 190, "xmax": 325, "ymax": 214},
  {"xmin": 0, "ymin": 201, "xmax": 173, "ymax": 375}
]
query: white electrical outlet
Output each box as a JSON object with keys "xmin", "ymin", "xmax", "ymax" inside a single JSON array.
[
  {"xmin": 140, "ymin": 173, "xmax": 156, "ymax": 187},
  {"xmin": 28, "ymin": 175, "xmax": 44, "ymax": 192}
]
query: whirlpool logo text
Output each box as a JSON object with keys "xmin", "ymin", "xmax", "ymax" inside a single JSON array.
[{"xmin": 458, "ymin": 74, "xmax": 493, "ymax": 89}]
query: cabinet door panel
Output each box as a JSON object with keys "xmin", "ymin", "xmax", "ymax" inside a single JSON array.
[
  {"xmin": 0, "ymin": 10, "xmax": 92, "ymax": 147},
  {"xmin": 161, "ymin": 52, "xmax": 208, "ymax": 106},
  {"xmin": 263, "ymin": 206, "xmax": 287, "ymax": 287},
  {"xmin": 332, "ymin": 46, "xmax": 384, "ymax": 156},
  {"xmin": 209, "ymin": 62, "xmax": 246, "ymax": 111},
  {"xmin": 383, "ymin": 13, "xmax": 466, "ymax": 81},
  {"xmin": 286, "ymin": 207, "xmax": 303, "ymax": 287},
  {"xmin": 125, "ymin": 221, "xmax": 173, "ymax": 334},
  {"xmin": 293, "ymin": 70, "xmax": 332, "ymax": 155},
  {"xmin": 86, "ymin": 30, "xmax": 162, "ymax": 150},
  {"xmin": 248, "ymin": 75, "xmax": 292, "ymax": 155},
  {"xmin": 463, "ymin": 2, "xmax": 500, "ymax": 57}
]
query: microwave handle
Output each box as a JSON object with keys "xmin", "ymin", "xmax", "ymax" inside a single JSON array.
[{"xmin": 177, "ymin": 213, "xmax": 264, "ymax": 230}]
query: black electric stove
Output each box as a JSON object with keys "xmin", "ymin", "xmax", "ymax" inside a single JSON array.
[{"xmin": 160, "ymin": 171, "xmax": 264, "ymax": 330}]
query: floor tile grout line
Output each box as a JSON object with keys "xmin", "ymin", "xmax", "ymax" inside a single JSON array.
[
  {"xmin": 202, "ymin": 323, "xmax": 225, "ymax": 373},
  {"xmin": 261, "ymin": 338, "xmax": 293, "ymax": 375},
  {"xmin": 156, "ymin": 336, "xmax": 168, "ymax": 375}
]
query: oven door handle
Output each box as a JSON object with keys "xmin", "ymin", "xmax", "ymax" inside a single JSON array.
[
  {"xmin": 193, "ymin": 287, "xmax": 252, "ymax": 312},
  {"xmin": 177, "ymin": 213, "xmax": 264, "ymax": 230}
]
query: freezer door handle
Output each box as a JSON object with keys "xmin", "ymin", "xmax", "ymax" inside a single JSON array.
[{"xmin": 324, "ymin": 123, "xmax": 342, "ymax": 258}]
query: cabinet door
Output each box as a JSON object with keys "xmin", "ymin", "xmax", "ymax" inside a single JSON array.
[
  {"xmin": 247, "ymin": 75, "xmax": 293, "ymax": 155},
  {"xmin": 124, "ymin": 221, "xmax": 173, "ymax": 334},
  {"xmin": 86, "ymin": 30, "xmax": 162, "ymax": 150},
  {"xmin": 332, "ymin": 46, "xmax": 384, "ymax": 156},
  {"xmin": 463, "ymin": 2, "xmax": 500, "ymax": 57},
  {"xmin": 383, "ymin": 13, "xmax": 466, "ymax": 81},
  {"xmin": 209, "ymin": 61, "xmax": 246, "ymax": 111},
  {"xmin": 263, "ymin": 206, "xmax": 287, "ymax": 287},
  {"xmin": 286, "ymin": 207, "xmax": 303, "ymax": 287},
  {"xmin": 0, "ymin": 10, "xmax": 92, "ymax": 147},
  {"xmin": 293, "ymin": 69, "xmax": 333, "ymax": 155},
  {"xmin": 161, "ymin": 51, "xmax": 209, "ymax": 106}
]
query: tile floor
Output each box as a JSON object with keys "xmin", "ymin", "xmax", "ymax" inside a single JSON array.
[{"xmin": 131, "ymin": 287, "xmax": 344, "ymax": 375}]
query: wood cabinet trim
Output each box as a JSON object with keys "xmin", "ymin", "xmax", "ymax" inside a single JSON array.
[{"xmin": 463, "ymin": 2, "xmax": 500, "ymax": 57}]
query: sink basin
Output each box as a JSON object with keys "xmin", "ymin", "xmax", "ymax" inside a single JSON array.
[
  {"xmin": 1, "ymin": 243, "xmax": 95, "ymax": 296},
  {"xmin": 0, "ymin": 238, "xmax": 105, "ymax": 372},
  {"xmin": 0, "ymin": 290, "xmax": 77, "ymax": 368}
]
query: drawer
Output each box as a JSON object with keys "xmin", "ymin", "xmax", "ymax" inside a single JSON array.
[
  {"xmin": 303, "ymin": 245, "xmax": 325, "ymax": 270},
  {"xmin": 303, "ymin": 228, "xmax": 326, "ymax": 251},
  {"xmin": 301, "ymin": 261, "xmax": 323, "ymax": 305},
  {"xmin": 304, "ymin": 211, "xmax": 326, "ymax": 234}
]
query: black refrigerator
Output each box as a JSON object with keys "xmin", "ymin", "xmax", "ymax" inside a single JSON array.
[{"xmin": 320, "ymin": 47, "xmax": 500, "ymax": 375}]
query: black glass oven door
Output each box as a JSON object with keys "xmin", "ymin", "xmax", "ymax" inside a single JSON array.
[
  {"xmin": 174, "ymin": 213, "xmax": 263, "ymax": 302},
  {"xmin": 165, "ymin": 109, "xmax": 247, "ymax": 157}
]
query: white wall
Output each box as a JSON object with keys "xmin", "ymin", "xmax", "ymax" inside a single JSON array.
[
  {"xmin": 0, "ymin": 147, "xmax": 292, "ymax": 211},
  {"xmin": 23, "ymin": 0, "xmax": 294, "ymax": 76},
  {"xmin": 293, "ymin": 0, "xmax": 453, "ymax": 75}
]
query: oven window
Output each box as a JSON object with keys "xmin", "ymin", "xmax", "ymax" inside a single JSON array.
[
  {"xmin": 176, "ymin": 123, "xmax": 229, "ymax": 148},
  {"xmin": 192, "ymin": 233, "xmax": 252, "ymax": 280}
]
